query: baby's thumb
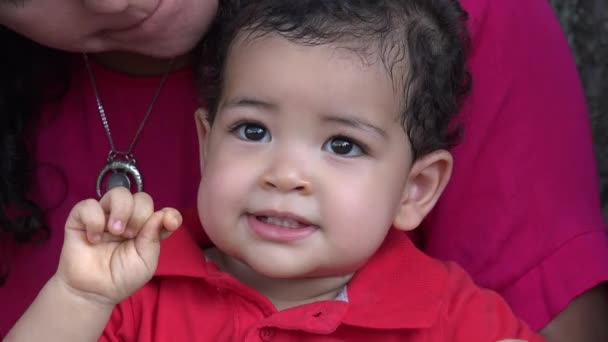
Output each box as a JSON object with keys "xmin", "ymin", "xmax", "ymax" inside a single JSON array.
[{"xmin": 65, "ymin": 199, "xmax": 106, "ymax": 244}]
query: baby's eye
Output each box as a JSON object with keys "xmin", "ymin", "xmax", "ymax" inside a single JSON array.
[
  {"xmin": 322, "ymin": 136, "xmax": 364, "ymax": 157},
  {"xmin": 234, "ymin": 123, "xmax": 271, "ymax": 142}
]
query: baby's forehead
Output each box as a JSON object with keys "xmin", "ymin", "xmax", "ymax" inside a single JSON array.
[
  {"xmin": 224, "ymin": 32, "xmax": 407, "ymax": 121},
  {"xmin": 221, "ymin": 35, "xmax": 405, "ymax": 130},
  {"xmin": 231, "ymin": 29, "xmax": 409, "ymax": 90}
]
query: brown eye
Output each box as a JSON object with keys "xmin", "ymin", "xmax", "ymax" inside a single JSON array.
[
  {"xmin": 235, "ymin": 123, "xmax": 270, "ymax": 142},
  {"xmin": 323, "ymin": 136, "xmax": 363, "ymax": 157}
]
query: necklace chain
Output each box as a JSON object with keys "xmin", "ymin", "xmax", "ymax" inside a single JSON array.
[{"xmin": 83, "ymin": 53, "xmax": 175, "ymax": 161}]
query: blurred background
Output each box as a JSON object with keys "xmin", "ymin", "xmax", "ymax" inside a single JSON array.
[{"xmin": 549, "ymin": 0, "xmax": 607, "ymax": 220}]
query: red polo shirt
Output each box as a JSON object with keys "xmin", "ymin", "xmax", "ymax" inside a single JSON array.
[{"xmin": 101, "ymin": 219, "xmax": 545, "ymax": 341}]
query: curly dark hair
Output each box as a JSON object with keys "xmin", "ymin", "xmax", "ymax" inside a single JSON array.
[
  {"xmin": 199, "ymin": 0, "xmax": 471, "ymax": 159},
  {"xmin": 0, "ymin": 27, "xmax": 69, "ymax": 284}
]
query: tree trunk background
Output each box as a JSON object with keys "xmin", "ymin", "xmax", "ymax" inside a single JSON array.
[{"xmin": 549, "ymin": 0, "xmax": 608, "ymax": 220}]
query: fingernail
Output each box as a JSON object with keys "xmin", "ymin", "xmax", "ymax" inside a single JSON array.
[{"xmin": 112, "ymin": 220, "xmax": 124, "ymax": 233}]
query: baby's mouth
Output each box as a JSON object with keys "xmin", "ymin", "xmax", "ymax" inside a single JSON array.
[
  {"xmin": 246, "ymin": 213, "xmax": 318, "ymax": 242},
  {"xmin": 256, "ymin": 216, "xmax": 309, "ymax": 229}
]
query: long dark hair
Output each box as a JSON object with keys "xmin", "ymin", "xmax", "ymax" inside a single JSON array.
[{"xmin": 0, "ymin": 26, "xmax": 70, "ymax": 285}]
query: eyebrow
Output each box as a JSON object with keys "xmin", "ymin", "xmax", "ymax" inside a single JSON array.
[
  {"xmin": 321, "ymin": 114, "xmax": 388, "ymax": 139},
  {"xmin": 222, "ymin": 97, "xmax": 278, "ymax": 112},
  {"xmin": 222, "ymin": 97, "xmax": 387, "ymax": 139}
]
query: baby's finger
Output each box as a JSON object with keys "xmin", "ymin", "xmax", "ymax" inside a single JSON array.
[
  {"xmin": 99, "ymin": 187, "xmax": 135, "ymax": 236},
  {"xmin": 65, "ymin": 199, "xmax": 106, "ymax": 244},
  {"xmin": 159, "ymin": 208, "xmax": 182, "ymax": 240},
  {"xmin": 131, "ymin": 211, "xmax": 164, "ymax": 272},
  {"xmin": 133, "ymin": 209, "xmax": 182, "ymax": 264},
  {"xmin": 137, "ymin": 208, "xmax": 181, "ymax": 244},
  {"xmin": 124, "ymin": 192, "xmax": 154, "ymax": 238}
]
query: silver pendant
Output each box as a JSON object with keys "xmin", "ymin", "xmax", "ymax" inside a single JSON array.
[{"xmin": 96, "ymin": 158, "xmax": 143, "ymax": 197}]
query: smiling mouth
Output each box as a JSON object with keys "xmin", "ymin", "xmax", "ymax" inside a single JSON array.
[{"xmin": 247, "ymin": 213, "xmax": 318, "ymax": 242}]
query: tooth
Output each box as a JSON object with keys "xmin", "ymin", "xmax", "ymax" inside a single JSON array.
[{"xmin": 263, "ymin": 216, "xmax": 302, "ymax": 228}]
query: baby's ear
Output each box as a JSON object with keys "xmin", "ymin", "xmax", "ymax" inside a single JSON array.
[
  {"xmin": 392, "ymin": 150, "xmax": 453, "ymax": 231},
  {"xmin": 195, "ymin": 108, "xmax": 211, "ymax": 173}
]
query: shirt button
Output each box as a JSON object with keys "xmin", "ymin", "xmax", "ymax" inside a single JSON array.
[{"xmin": 259, "ymin": 327, "xmax": 275, "ymax": 341}]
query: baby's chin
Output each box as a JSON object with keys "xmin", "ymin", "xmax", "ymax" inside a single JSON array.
[
  {"xmin": 239, "ymin": 254, "xmax": 357, "ymax": 280},
  {"xmin": 211, "ymin": 241, "xmax": 362, "ymax": 281}
]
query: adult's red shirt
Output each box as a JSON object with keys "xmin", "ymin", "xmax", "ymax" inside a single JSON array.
[{"xmin": 424, "ymin": 0, "xmax": 608, "ymax": 329}]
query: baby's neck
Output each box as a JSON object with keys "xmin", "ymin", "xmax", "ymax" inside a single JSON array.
[
  {"xmin": 205, "ymin": 248, "xmax": 354, "ymax": 311},
  {"xmin": 89, "ymin": 51, "xmax": 193, "ymax": 76}
]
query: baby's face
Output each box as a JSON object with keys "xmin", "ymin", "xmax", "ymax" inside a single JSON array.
[
  {"xmin": 197, "ymin": 33, "xmax": 413, "ymax": 279},
  {"xmin": 0, "ymin": 0, "xmax": 217, "ymax": 57}
]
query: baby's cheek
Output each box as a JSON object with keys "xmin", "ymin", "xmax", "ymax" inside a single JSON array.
[
  {"xmin": 327, "ymin": 194, "xmax": 391, "ymax": 243},
  {"xmin": 337, "ymin": 185, "xmax": 396, "ymax": 228}
]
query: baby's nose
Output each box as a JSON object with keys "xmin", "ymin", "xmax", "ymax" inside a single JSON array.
[{"xmin": 261, "ymin": 166, "xmax": 313, "ymax": 195}]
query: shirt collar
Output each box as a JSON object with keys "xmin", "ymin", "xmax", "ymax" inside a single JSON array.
[
  {"xmin": 156, "ymin": 213, "xmax": 448, "ymax": 330},
  {"xmin": 341, "ymin": 229, "xmax": 448, "ymax": 329}
]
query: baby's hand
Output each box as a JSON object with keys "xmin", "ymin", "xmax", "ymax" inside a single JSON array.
[{"xmin": 55, "ymin": 187, "xmax": 181, "ymax": 306}]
